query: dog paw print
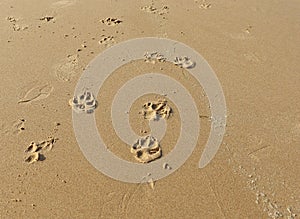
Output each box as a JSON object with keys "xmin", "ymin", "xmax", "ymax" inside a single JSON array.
[
  {"xmin": 131, "ymin": 135, "xmax": 162, "ymax": 163},
  {"xmin": 69, "ymin": 90, "xmax": 98, "ymax": 113},
  {"xmin": 144, "ymin": 52, "xmax": 166, "ymax": 63},
  {"xmin": 173, "ymin": 56, "xmax": 195, "ymax": 69},
  {"xmin": 141, "ymin": 99, "xmax": 172, "ymax": 121}
]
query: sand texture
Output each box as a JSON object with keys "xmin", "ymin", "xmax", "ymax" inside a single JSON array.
[{"xmin": 0, "ymin": 0, "xmax": 299, "ymax": 218}]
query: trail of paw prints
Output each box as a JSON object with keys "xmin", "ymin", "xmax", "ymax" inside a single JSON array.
[
  {"xmin": 234, "ymin": 165, "xmax": 298, "ymax": 219},
  {"xmin": 140, "ymin": 2, "xmax": 169, "ymax": 37},
  {"xmin": 18, "ymin": 83, "xmax": 53, "ymax": 104},
  {"xmin": 143, "ymin": 51, "xmax": 195, "ymax": 69},
  {"xmin": 54, "ymin": 54, "xmax": 80, "ymax": 81},
  {"xmin": 130, "ymin": 100, "xmax": 173, "ymax": 163},
  {"xmin": 6, "ymin": 16, "xmax": 29, "ymax": 31},
  {"xmin": 24, "ymin": 136, "xmax": 58, "ymax": 164}
]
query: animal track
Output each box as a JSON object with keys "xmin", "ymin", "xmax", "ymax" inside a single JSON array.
[
  {"xmin": 24, "ymin": 136, "xmax": 57, "ymax": 164},
  {"xmin": 131, "ymin": 135, "xmax": 162, "ymax": 163},
  {"xmin": 6, "ymin": 16, "xmax": 17, "ymax": 23},
  {"xmin": 12, "ymin": 119, "xmax": 26, "ymax": 134},
  {"xmin": 55, "ymin": 54, "xmax": 80, "ymax": 81},
  {"xmin": 141, "ymin": 99, "xmax": 171, "ymax": 121},
  {"xmin": 25, "ymin": 152, "xmax": 40, "ymax": 164},
  {"xmin": 18, "ymin": 84, "xmax": 53, "ymax": 104},
  {"xmin": 101, "ymin": 17, "xmax": 122, "ymax": 26},
  {"xmin": 98, "ymin": 35, "xmax": 115, "ymax": 47},
  {"xmin": 144, "ymin": 51, "xmax": 166, "ymax": 63},
  {"xmin": 1, "ymin": 118, "xmax": 26, "ymax": 135},
  {"xmin": 243, "ymin": 25, "xmax": 253, "ymax": 34},
  {"xmin": 6, "ymin": 16, "xmax": 28, "ymax": 31},
  {"xmin": 199, "ymin": 3, "xmax": 211, "ymax": 9},
  {"xmin": 173, "ymin": 56, "xmax": 195, "ymax": 69},
  {"xmin": 69, "ymin": 90, "xmax": 98, "ymax": 113},
  {"xmin": 141, "ymin": 5, "xmax": 169, "ymax": 15}
]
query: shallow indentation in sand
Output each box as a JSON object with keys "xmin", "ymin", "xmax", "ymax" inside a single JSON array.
[
  {"xmin": 141, "ymin": 5, "xmax": 169, "ymax": 15},
  {"xmin": 69, "ymin": 90, "xmax": 98, "ymax": 113},
  {"xmin": 1, "ymin": 118, "xmax": 26, "ymax": 135},
  {"xmin": 198, "ymin": 2, "xmax": 212, "ymax": 9},
  {"xmin": 6, "ymin": 16, "xmax": 28, "ymax": 31},
  {"xmin": 12, "ymin": 118, "xmax": 26, "ymax": 134},
  {"xmin": 131, "ymin": 135, "xmax": 162, "ymax": 163},
  {"xmin": 18, "ymin": 83, "xmax": 53, "ymax": 104},
  {"xmin": 98, "ymin": 35, "xmax": 115, "ymax": 47},
  {"xmin": 25, "ymin": 152, "xmax": 40, "ymax": 164},
  {"xmin": 25, "ymin": 137, "xmax": 57, "ymax": 153},
  {"xmin": 55, "ymin": 54, "xmax": 80, "ymax": 81},
  {"xmin": 141, "ymin": 99, "xmax": 171, "ymax": 121},
  {"xmin": 51, "ymin": 0, "xmax": 77, "ymax": 8}
]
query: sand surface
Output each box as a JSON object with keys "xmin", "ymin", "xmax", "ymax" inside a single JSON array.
[{"xmin": 0, "ymin": 0, "xmax": 299, "ymax": 218}]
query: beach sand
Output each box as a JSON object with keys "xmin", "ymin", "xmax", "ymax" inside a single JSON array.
[{"xmin": 0, "ymin": 0, "xmax": 299, "ymax": 218}]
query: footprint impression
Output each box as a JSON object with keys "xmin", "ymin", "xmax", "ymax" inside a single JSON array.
[
  {"xmin": 130, "ymin": 99, "xmax": 172, "ymax": 163},
  {"xmin": 55, "ymin": 54, "xmax": 80, "ymax": 82},
  {"xmin": 24, "ymin": 136, "xmax": 58, "ymax": 164},
  {"xmin": 173, "ymin": 56, "xmax": 195, "ymax": 69},
  {"xmin": 144, "ymin": 52, "xmax": 166, "ymax": 63},
  {"xmin": 69, "ymin": 89, "xmax": 98, "ymax": 113},
  {"xmin": 98, "ymin": 35, "xmax": 115, "ymax": 47},
  {"xmin": 12, "ymin": 118, "xmax": 26, "ymax": 134},
  {"xmin": 141, "ymin": 5, "xmax": 169, "ymax": 15},
  {"xmin": 18, "ymin": 83, "xmax": 53, "ymax": 104},
  {"xmin": 100, "ymin": 17, "xmax": 122, "ymax": 26},
  {"xmin": 6, "ymin": 16, "xmax": 29, "ymax": 31}
]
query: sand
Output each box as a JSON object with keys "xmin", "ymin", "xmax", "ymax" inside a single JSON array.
[{"xmin": 0, "ymin": 0, "xmax": 299, "ymax": 218}]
